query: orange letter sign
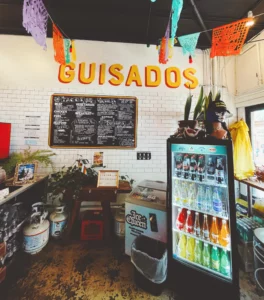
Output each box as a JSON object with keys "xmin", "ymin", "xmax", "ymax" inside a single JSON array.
[
  {"xmin": 183, "ymin": 68, "xmax": 199, "ymax": 89},
  {"xmin": 78, "ymin": 63, "xmax": 96, "ymax": 84},
  {"xmin": 58, "ymin": 62, "xmax": 75, "ymax": 83},
  {"xmin": 145, "ymin": 66, "xmax": 161, "ymax": 87},
  {"xmin": 165, "ymin": 67, "xmax": 181, "ymax": 88},
  {"xmin": 109, "ymin": 64, "xmax": 124, "ymax": 86},
  {"xmin": 126, "ymin": 65, "xmax": 142, "ymax": 87}
]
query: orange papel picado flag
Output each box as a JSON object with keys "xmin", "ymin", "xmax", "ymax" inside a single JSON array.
[
  {"xmin": 52, "ymin": 23, "xmax": 66, "ymax": 65},
  {"xmin": 210, "ymin": 18, "xmax": 251, "ymax": 58}
]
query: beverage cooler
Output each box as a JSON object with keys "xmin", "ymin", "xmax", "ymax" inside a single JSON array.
[{"xmin": 167, "ymin": 137, "xmax": 240, "ymax": 300}]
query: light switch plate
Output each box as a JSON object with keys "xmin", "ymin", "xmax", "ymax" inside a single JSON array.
[{"xmin": 137, "ymin": 152, "xmax": 151, "ymax": 160}]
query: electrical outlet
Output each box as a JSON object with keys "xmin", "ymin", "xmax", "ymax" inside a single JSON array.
[{"xmin": 137, "ymin": 152, "xmax": 151, "ymax": 160}]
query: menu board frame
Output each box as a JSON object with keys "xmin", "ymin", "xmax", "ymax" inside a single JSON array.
[
  {"xmin": 97, "ymin": 170, "xmax": 119, "ymax": 188},
  {"xmin": 48, "ymin": 94, "xmax": 138, "ymax": 149}
]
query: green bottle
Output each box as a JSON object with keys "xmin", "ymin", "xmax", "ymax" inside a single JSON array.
[
  {"xmin": 194, "ymin": 239, "xmax": 203, "ymax": 265},
  {"xmin": 220, "ymin": 249, "xmax": 231, "ymax": 277},
  {"xmin": 203, "ymin": 243, "xmax": 211, "ymax": 268},
  {"xmin": 211, "ymin": 246, "xmax": 220, "ymax": 272}
]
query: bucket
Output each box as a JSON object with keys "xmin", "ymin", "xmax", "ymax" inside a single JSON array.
[
  {"xmin": 114, "ymin": 208, "xmax": 125, "ymax": 238},
  {"xmin": 253, "ymin": 228, "xmax": 264, "ymax": 294}
]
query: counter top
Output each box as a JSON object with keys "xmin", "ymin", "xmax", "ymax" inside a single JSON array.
[{"xmin": 0, "ymin": 175, "xmax": 48, "ymax": 206}]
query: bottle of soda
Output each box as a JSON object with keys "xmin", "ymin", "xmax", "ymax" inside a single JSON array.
[
  {"xmin": 212, "ymin": 187, "xmax": 223, "ymax": 214},
  {"xmin": 185, "ymin": 210, "xmax": 194, "ymax": 234},
  {"xmin": 220, "ymin": 249, "xmax": 231, "ymax": 277},
  {"xmin": 198, "ymin": 155, "xmax": 205, "ymax": 182},
  {"xmin": 183, "ymin": 154, "xmax": 190, "ymax": 179},
  {"xmin": 176, "ymin": 208, "xmax": 187, "ymax": 231},
  {"xmin": 203, "ymin": 243, "xmax": 211, "ymax": 268},
  {"xmin": 187, "ymin": 183, "xmax": 196, "ymax": 208},
  {"xmin": 180, "ymin": 182, "xmax": 188, "ymax": 205},
  {"xmin": 196, "ymin": 185, "xmax": 204, "ymax": 210},
  {"xmin": 194, "ymin": 239, "xmax": 203, "ymax": 264},
  {"xmin": 202, "ymin": 214, "xmax": 210, "ymax": 241},
  {"xmin": 204, "ymin": 186, "xmax": 212, "ymax": 212},
  {"xmin": 190, "ymin": 154, "xmax": 197, "ymax": 181},
  {"xmin": 215, "ymin": 157, "xmax": 225, "ymax": 184},
  {"xmin": 211, "ymin": 246, "xmax": 220, "ymax": 272},
  {"xmin": 175, "ymin": 153, "xmax": 183, "ymax": 178},
  {"xmin": 194, "ymin": 212, "xmax": 201, "ymax": 237},
  {"xmin": 186, "ymin": 236, "xmax": 195, "ymax": 262},
  {"xmin": 178, "ymin": 233, "xmax": 187, "ymax": 258},
  {"xmin": 219, "ymin": 219, "xmax": 230, "ymax": 247},
  {"xmin": 210, "ymin": 217, "xmax": 219, "ymax": 244},
  {"xmin": 174, "ymin": 179, "xmax": 181, "ymax": 204},
  {"xmin": 207, "ymin": 156, "xmax": 215, "ymax": 181}
]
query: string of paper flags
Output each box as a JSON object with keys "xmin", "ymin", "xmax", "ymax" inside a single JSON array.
[
  {"xmin": 22, "ymin": 0, "xmax": 264, "ymax": 66},
  {"xmin": 157, "ymin": 0, "xmax": 262, "ymax": 64},
  {"xmin": 22, "ymin": 0, "xmax": 76, "ymax": 64}
]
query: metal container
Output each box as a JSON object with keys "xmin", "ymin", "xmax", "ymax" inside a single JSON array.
[
  {"xmin": 49, "ymin": 206, "xmax": 67, "ymax": 239},
  {"xmin": 23, "ymin": 212, "xmax": 49, "ymax": 255},
  {"xmin": 115, "ymin": 208, "xmax": 125, "ymax": 238}
]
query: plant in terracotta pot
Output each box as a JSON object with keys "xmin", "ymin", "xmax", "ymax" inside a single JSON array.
[{"xmin": 175, "ymin": 87, "xmax": 204, "ymax": 138}]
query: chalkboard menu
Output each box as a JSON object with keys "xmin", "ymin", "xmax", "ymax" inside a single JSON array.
[{"xmin": 49, "ymin": 94, "xmax": 137, "ymax": 148}]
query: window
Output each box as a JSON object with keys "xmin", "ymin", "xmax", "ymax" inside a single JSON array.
[{"xmin": 246, "ymin": 104, "xmax": 264, "ymax": 167}]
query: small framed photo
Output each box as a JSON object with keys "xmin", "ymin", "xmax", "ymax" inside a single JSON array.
[
  {"xmin": 13, "ymin": 163, "xmax": 38, "ymax": 185},
  {"xmin": 97, "ymin": 170, "xmax": 119, "ymax": 188},
  {"xmin": 93, "ymin": 152, "xmax": 104, "ymax": 167}
]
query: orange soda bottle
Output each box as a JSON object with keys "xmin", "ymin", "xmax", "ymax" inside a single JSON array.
[
  {"xmin": 219, "ymin": 219, "xmax": 230, "ymax": 247},
  {"xmin": 210, "ymin": 217, "xmax": 219, "ymax": 244}
]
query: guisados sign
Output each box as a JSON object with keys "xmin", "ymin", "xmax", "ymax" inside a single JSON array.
[{"xmin": 58, "ymin": 62, "xmax": 199, "ymax": 89}]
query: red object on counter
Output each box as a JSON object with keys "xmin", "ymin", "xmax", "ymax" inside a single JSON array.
[{"xmin": 0, "ymin": 123, "xmax": 11, "ymax": 159}]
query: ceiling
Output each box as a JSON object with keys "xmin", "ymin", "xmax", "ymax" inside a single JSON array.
[{"xmin": 0, "ymin": 0, "xmax": 264, "ymax": 49}]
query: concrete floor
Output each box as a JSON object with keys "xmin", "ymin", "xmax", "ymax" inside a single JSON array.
[{"xmin": 1, "ymin": 241, "xmax": 263, "ymax": 300}]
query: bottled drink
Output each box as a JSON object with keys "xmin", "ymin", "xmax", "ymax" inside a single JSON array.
[
  {"xmin": 207, "ymin": 156, "xmax": 215, "ymax": 181},
  {"xmin": 219, "ymin": 219, "xmax": 230, "ymax": 247},
  {"xmin": 210, "ymin": 217, "xmax": 219, "ymax": 244},
  {"xmin": 178, "ymin": 233, "xmax": 187, "ymax": 258},
  {"xmin": 186, "ymin": 236, "xmax": 195, "ymax": 262},
  {"xmin": 187, "ymin": 183, "xmax": 196, "ymax": 208},
  {"xmin": 215, "ymin": 157, "xmax": 225, "ymax": 184},
  {"xmin": 198, "ymin": 155, "xmax": 205, "ymax": 182},
  {"xmin": 203, "ymin": 186, "xmax": 212, "ymax": 212},
  {"xmin": 180, "ymin": 182, "xmax": 188, "ymax": 205},
  {"xmin": 176, "ymin": 208, "xmax": 187, "ymax": 230},
  {"xmin": 174, "ymin": 180, "xmax": 181, "ymax": 204},
  {"xmin": 211, "ymin": 246, "xmax": 220, "ymax": 272},
  {"xmin": 194, "ymin": 212, "xmax": 201, "ymax": 237},
  {"xmin": 203, "ymin": 243, "xmax": 211, "ymax": 268},
  {"xmin": 220, "ymin": 249, "xmax": 231, "ymax": 277},
  {"xmin": 194, "ymin": 239, "xmax": 203, "ymax": 264},
  {"xmin": 185, "ymin": 210, "xmax": 194, "ymax": 234},
  {"xmin": 183, "ymin": 154, "xmax": 190, "ymax": 179},
  {"xmin": 196, "ymin": 185, "xmax": 204, "ymax": 210},
  {"xmin": 175, "ymin": 153, "xmax": 183, "ymax": 178},
  {"xmin": 212, "ymin": 187, "xmax": 223, "ymax": 214},
  {"xmin": 190, "ymin": 154, "xmax": 197, "ymax": 181},
  {"xmin": 202, "ymin": 214, "xmax": 210, "ymax": 241}
]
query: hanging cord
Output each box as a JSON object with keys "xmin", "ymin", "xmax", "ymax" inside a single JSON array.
[{"xmin": 146, "ymin": 2, "xmax": 152, "ymax": 45}]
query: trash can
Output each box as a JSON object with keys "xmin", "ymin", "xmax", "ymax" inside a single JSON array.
[
  {"xmin": 253, "ymin": 228, "xmax": 264, "ymax": 295},
  {"xmin": 131, "ymin": 235, "xmax": 167, "ymax": 296}
]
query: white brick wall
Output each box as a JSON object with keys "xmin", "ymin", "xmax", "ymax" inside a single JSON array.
[{"xmin": 0, "ymin": 35, "xmax": 204, "ymax": 183}]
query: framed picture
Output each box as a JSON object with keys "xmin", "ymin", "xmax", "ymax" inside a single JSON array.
[
  {"xmin": 13, "ymin": 162, "xmax": 38, "ymax": 185},
  {"xmin": 93, "ymin": 152, "xmax": 104, "ymax": 167},
  {"xmin": 97, "ymin": 170, "xmax": 119, "ymax": 188}
]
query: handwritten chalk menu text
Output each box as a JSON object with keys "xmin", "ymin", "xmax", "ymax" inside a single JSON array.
[{"xmin": 49, "ymin": 94, "xmax": 137, "ymax": 148}]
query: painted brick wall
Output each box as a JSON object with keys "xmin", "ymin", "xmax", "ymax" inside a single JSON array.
[{"xmin": 0, "ymin": 35, "xmax": 204, "ymax": 184}]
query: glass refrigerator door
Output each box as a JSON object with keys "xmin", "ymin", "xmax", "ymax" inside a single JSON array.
[{"xmin": 171, "ymin": 144, "xmax": 232, "ymax": 281}]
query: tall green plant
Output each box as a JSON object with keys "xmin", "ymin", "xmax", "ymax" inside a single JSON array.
[
  {"xmin": 193, "ymin": 87, "xmax": 204, "ymax": 120},
  {"xmin": 184, "ymin": 95, "xmax": 193, "ymax": 121}
]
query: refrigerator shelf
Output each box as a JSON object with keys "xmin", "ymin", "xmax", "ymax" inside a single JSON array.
[
  {"xmin": 172, "ymin": 254, "xmax": 232, "ymax": 281},
  {"xmin": 172, "ymin": 202, "xmax": 229, "ymax": 220},
  {"xmin": 172, "ymin": 176, "xmax": 227, "ymax": 188},
  {"xmin": 173, "ymin": 228, "xmax": 231, "ymax": 251}
]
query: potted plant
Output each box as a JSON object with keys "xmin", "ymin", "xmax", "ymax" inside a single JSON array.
[{"xmin": 0, "ymin": 148, "xmax": 56, "ymax": 178}]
